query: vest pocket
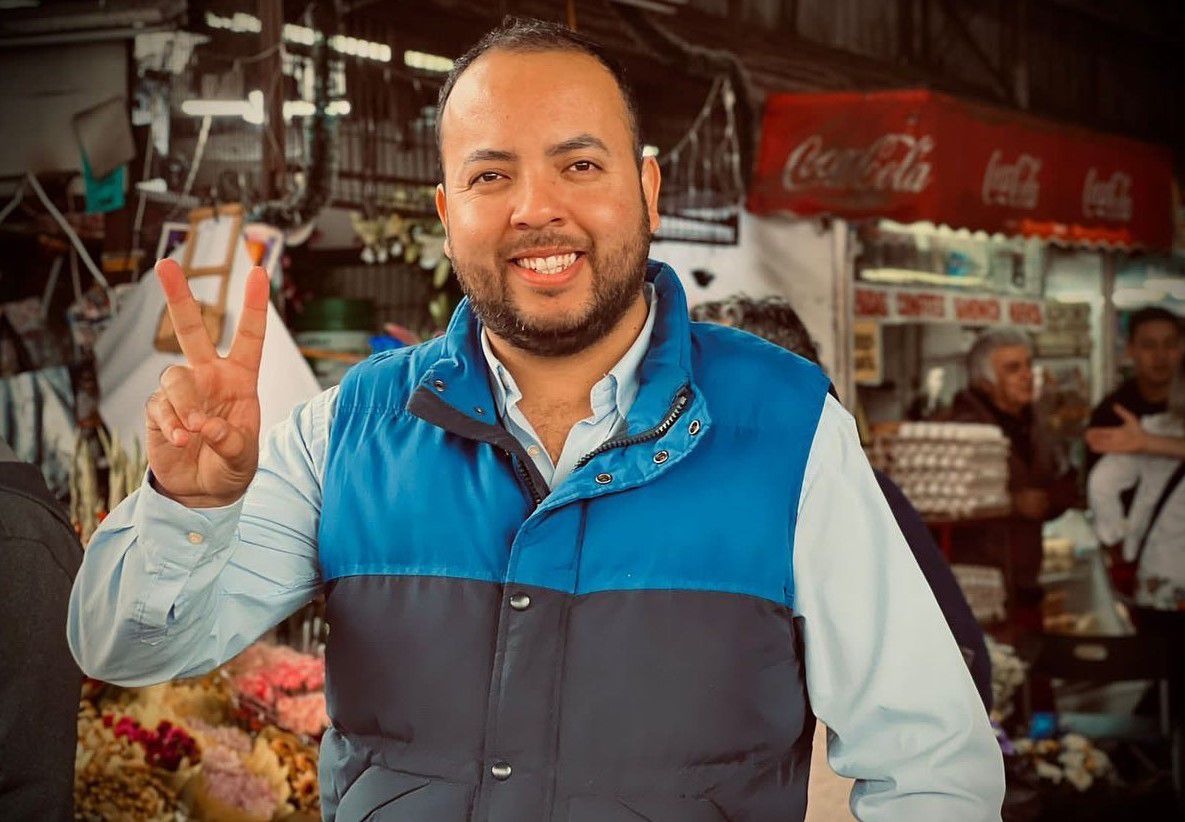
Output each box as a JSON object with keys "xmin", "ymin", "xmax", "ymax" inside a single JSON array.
[
  {"xmin": 566, "ymin": 795, "xmax": 728, "ymax": 822},
  {"xmin": 336, "ymin": 765, "xmax": 472, "ymax": 821}
]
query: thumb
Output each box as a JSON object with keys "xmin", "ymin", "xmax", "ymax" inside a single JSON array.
[{"xmin": 198, "ymin": 416, "xmax": 252, "ymax": 464}]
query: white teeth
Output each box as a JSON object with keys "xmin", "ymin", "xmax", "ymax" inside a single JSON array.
[{"xmin": 514, "ymin": 253, "xmax": 578, "ymax": 275}]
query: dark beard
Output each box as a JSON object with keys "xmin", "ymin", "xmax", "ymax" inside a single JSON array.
[{"xmin": 451, "ymin": 210, "xmax": 652, "ymax": 358}]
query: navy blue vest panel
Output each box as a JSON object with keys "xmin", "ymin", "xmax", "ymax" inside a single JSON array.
[{"xmin": 316, "ymin": 263, "xmax": 830, "ymax": 821}]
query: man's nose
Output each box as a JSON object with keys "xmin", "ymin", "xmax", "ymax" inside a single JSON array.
[{"xmin": 510, "ymin": 173, "xmax": 566, "ymax": 230}]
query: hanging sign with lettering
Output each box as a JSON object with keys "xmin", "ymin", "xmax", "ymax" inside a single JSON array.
[
  {"xmin": 853, "ymin": 284, "xmax": 1046, "ymax": 329},
  {"xmin": 749, "ymin": 89, "xmax": 1173, "ymax": 250}
]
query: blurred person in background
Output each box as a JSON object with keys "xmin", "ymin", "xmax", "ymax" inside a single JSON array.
[
  {"xmin": 1087, "ymin": 307, "xmax": 1184, "ymax": 473},
  {"xmin": 0, "ymin": 435, "xmax": 82, "ymax": 821},
  {"xmin": 1089, "ymin": 356, "xmax": 1185, "ymax": 728},
  {"xmin": 691, "ymin": 294, "xmax": 991, "ymax": 710},
  {"xmin": 950, "ymin": 329, "xmax": 1077, "ymax": 630}
]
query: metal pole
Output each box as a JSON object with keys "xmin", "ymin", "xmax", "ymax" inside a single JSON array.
[
  {"xmin": 259, "ymin": 0, "xmax": 286, "ymax": 201},
  {"xmin": 832, "ymin": 218, "xmax": 856, "ymax": 406}
]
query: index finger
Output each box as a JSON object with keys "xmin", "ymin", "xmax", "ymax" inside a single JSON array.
[
  {"xmin": 156, "ymin": 259, "xmax": 218, "ymax": 365},
  {"xmin": 227, "ymin": 266, "xmax": 270, "ymax": 372}
]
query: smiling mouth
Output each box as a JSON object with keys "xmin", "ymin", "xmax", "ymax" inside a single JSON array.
[{"xmin": 510, "ymin": 252, "xmax": 582, "ymax": 275}]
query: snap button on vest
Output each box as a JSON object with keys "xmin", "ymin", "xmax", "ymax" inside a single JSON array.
[
  {"xmin": 653, "ymin": 450, "xmax": 670, "ymax": 464},
  {"xmin": 433, "ymin": 379, "xmax": 446, "ymax": 391},
  {"xmin": 491, "ymin": 761, "xmax": 512, "ymax": 780},
  {"xmin": 595, "ymin": 473, "xmax": 613, "ymax": 484},
  {"xmin": 509, "ymin": 593, "xmax": 531, "ymax": 611},
  {"xmin": 689, "ymin": 419, "xmax": 702, "ymax": 435}
]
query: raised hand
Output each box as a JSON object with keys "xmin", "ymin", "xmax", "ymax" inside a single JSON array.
[
  {"xmin": 1084, "ymin": 404, "xmax": 1148, "ymax": 455},
  {"xmin": 145, "ymin": 259, "xmax": 270, "ymax": 508}
]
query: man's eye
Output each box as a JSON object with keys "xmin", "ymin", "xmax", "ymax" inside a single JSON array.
[
  {"xmin": 569, "ymin": 161, "xmax": 598, "ymax": 172},
  {"xmin": 472, "ymin": 171, "xmax": 503, "ymax": 185}
]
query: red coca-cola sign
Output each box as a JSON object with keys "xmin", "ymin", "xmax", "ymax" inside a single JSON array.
[
  {"xmin": 781, "ymin": 133, "xmax": 934, "ymax": 194},
  {"xmin": 749, "ymin": 89, "xmax": 1173, "ymax": 249}
]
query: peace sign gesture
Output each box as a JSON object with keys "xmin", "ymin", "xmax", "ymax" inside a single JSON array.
[{"xmin": 145, "ymin": 259, "xmax": 270, "ymax": 508}]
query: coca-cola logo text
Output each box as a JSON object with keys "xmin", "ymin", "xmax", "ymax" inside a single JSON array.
[
  {"xmin": 981, "ymin": 150, "xmax": 1041, "ymax": 210},
  {"xmin": 1082, "ymin": 168, "xmax": 1133, "ymax": 222},
  {"xmin": 781, "ymin": 133, "xmax": 935, "ymax": 194}
]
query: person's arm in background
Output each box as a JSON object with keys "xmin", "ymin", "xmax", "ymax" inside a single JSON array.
[
  {"xmin": 68, "ymin": 389, "xmax": 333, "ymax": 685},
  {"xmin": 1087, "ymin": 451, "xmax": 1141, "ymax": 561},
  {"xmin": 1, "ymin": 448, "xmax": 83, "ymax": 822},
  {"xmin": 872, "ymin": 469, "xmax": 992, "ymax": 713},
  {"xmin": 794, "ymin": 395, "xmax": 1004, "ymax": 821},
  {"xmin": 1087, "ymin": 404, "xmax": 1185, "ymax": 460}
]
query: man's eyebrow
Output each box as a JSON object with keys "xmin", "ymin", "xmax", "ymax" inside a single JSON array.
[
  {"xmin": 463, "ymin": 148, "xmax": 517, "ymax": 166},
  {"xmin": 547, "ymin": 134, "xmax": 610, "ymax": 157}
]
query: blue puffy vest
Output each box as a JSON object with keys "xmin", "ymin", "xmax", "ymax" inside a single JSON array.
[{"xmin": 316, "ymin": 262, "xmax": 830, "ymax": 821}]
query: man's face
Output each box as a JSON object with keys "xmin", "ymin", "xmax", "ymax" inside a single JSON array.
[
  {"xmin": 435, "ymin": 49, "xmax": 661, "ymax": 357},
  {"xmin": 1127, "ymin": 319, "xmax": 1184, "ymax": 391},
  {"xmin": 988, "ymin": 345, "xmax": 1034, "ymax": 410}
]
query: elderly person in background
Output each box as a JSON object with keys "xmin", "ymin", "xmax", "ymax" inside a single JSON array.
[{"xmin": 951, "ymin": 329, "xmax": 1078, "ymax": 629}]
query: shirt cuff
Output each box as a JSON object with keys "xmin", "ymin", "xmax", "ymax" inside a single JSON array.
[{"xmin": 131, "ymin": 471, "xmax": 244, "ymax": 631}]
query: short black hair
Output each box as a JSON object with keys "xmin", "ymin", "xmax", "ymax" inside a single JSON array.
[
  {"xmin": 1128, "ymin": 306, "xmax": 1183, "ymax": 342},
  {"xmin": 435, "ymin": 17, "xmax": 642, "ymax": 168},
  {"xmin": 690, "ymin": 294, "xmax": 822, "ymax": 367}
]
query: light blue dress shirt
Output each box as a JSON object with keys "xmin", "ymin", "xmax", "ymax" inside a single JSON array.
[
  {"xmin": 479, "ymin": 283, "xmax": 656, "ymax": 489},
  {"xmin": 68, "ymin": 287, "xmax": 1004, "ymax": 819}
]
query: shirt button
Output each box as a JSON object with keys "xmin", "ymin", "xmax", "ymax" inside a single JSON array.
[
  {"xmin": 187, "ymin": 532, "xmax": 204, "ymax": 545},
  {"xmin": 527, "ymin": 445, "xmax": 541, "ymax": 458},
  {"xmin": 509, "ymin": 593, "xmax": 531, "ymax": 611},
  {"xmin": 490, "ymin": 761, "xmax": 512, "ymax": 780}
]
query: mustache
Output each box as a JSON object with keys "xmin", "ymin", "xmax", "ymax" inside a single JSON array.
[{"xmin": 500, "ymin": 233, "xmax": 590, "ymax": 259}]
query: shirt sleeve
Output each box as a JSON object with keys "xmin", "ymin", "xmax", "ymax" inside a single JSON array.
[
  {"xmin": 67, "ymin": 386, "xmax": 337, "ymax": 686},
  {"xmin": 792, "ymin": 395, "xmax": 1005, "ymax": 821},
  {"xmin": 1087, "ymin": 453, "xmax": 1141, "ymax": 551}
]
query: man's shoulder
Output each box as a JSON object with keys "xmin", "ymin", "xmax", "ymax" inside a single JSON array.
[
  {"xmin": 336, "ymin": 336, "xmax": 450, "ymax": 405},
  {"xmin": 688, "ymin": 321, "xmax": 831, "ymax": 424}
]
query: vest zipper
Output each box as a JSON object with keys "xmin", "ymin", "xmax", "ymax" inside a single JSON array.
[
  {"xmin": 506, "ymin": 450, "xmax": 545, "ymax": 507},
  {"xmin": 573, "ymin": 385, "xmax": 693, "ymax": 471}
]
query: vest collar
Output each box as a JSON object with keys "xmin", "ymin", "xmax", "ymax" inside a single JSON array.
[{"xmin": 405, "ymin": 261, "xmax": 711, "ymax": 503}]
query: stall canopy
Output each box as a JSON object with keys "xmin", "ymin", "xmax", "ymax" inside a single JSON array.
[{"xmin": 748, "ymin": 89, "xmax": 1174, "ymax": 250}]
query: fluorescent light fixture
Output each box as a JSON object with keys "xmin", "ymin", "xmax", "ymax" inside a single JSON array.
[
  {"xmin": 404, "ymin": 49, "xmax": 454, "ymax": 73},
  {"xmin": 861, "ymin": 268, "xmax": 988, "ymax": 288},
  {"xmin": 642, "ymin": 145, "xmax": 660, "ymax": 158},
  {"xmin": 282, "ymin": 99, "xmax": 351, "ymax": 119},
  {"xmin": 181, "ymin": 99, "xmax": 250, "ymax": 117},
  {"xmin": 206, "ymin": 12, "xmax": 391, "ymax": 61}
]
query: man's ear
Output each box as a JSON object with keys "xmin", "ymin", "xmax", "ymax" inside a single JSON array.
[
  {"xmin": 435, "ymin": 183, "xmax": 451, "ymax": 258},
  {"xmin": 641, "ymin": 155, "xmax": 661, "ymax": 235}
]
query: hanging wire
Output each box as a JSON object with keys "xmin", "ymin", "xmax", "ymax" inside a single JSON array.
[{"xmin": 0, "ymin": 179, "xmax": 25, "ymax": 227}]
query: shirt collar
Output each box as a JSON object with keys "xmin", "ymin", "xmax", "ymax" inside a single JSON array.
[{"xmin": 481, "ymin": 282, "xmax": 657, "ymax": 422}]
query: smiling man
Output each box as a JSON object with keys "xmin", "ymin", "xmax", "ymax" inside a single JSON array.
[{"xmin": 69, "ymin": 18, "xmax": 1003, "ymax": 821}]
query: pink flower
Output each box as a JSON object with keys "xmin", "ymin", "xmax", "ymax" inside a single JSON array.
[{"xmin": 275, "ymin": 692, "xmax": 329, "ymax": 737}]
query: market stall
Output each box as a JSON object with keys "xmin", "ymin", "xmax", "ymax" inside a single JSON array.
[
  {"xmin": 747, "ymin": 88, "xmax": 1176, "ymax": 414},
  {"xmin": 748, "ymin": 88, "xmax": 1181, "ymax": 812}
]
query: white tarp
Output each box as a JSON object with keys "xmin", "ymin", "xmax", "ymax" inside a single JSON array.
[{"xmin": 96, "ymin": 238, "xmax": 321, "ymax": 450}]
